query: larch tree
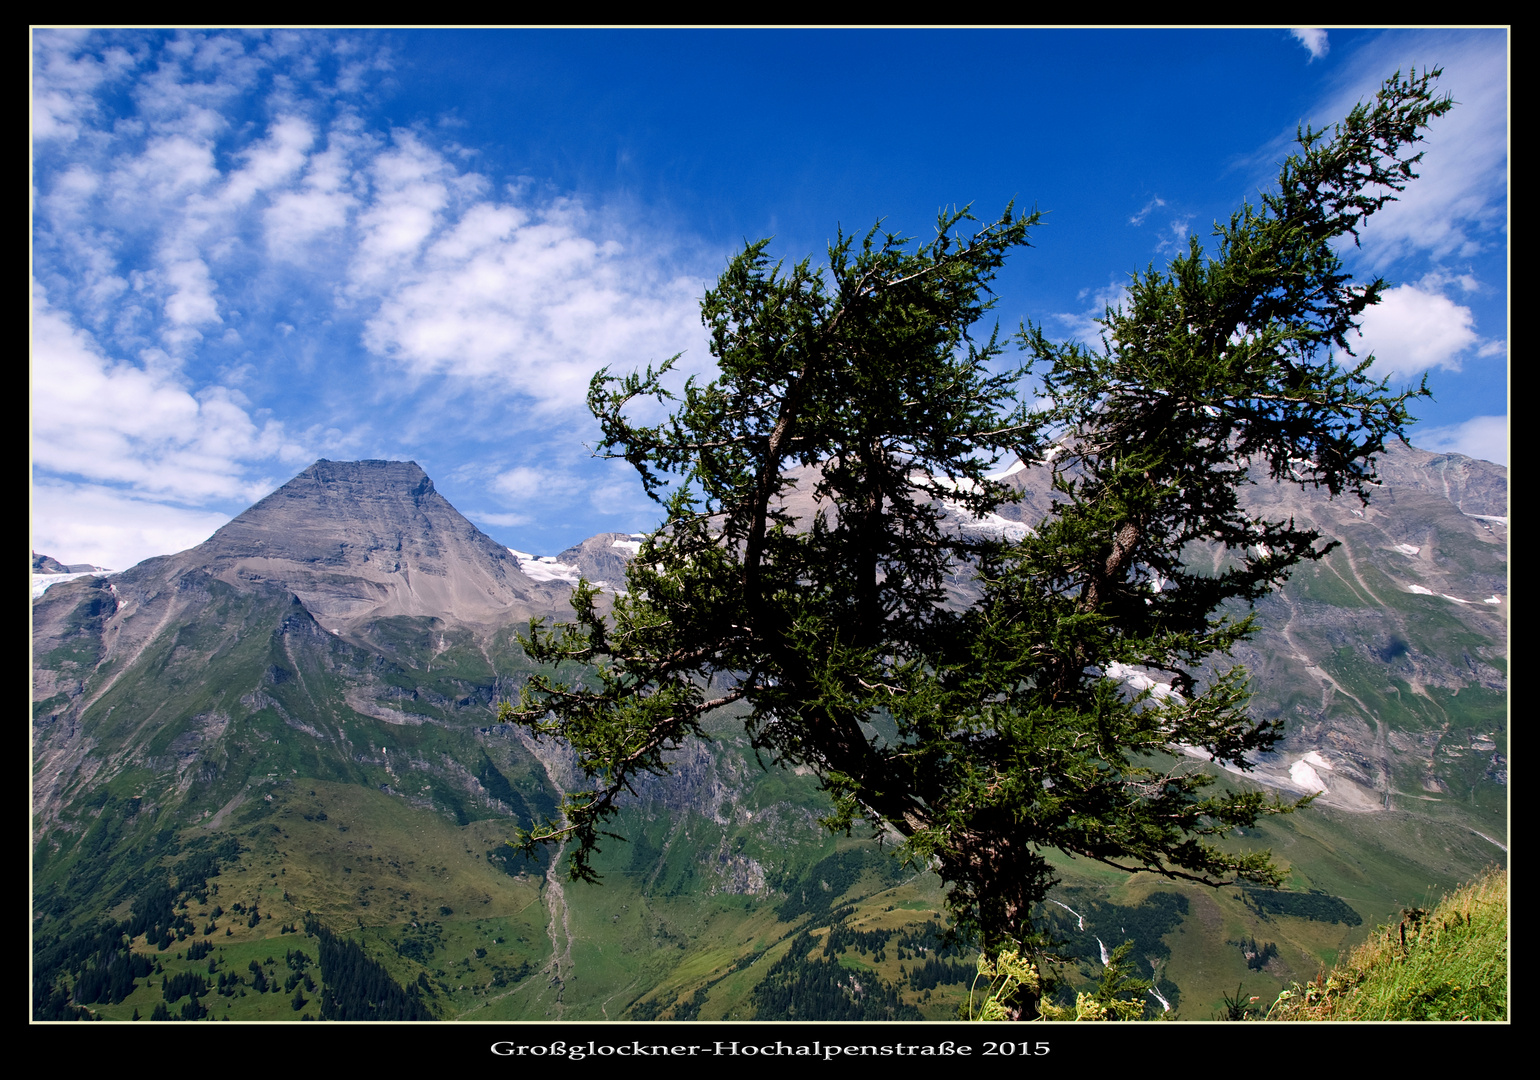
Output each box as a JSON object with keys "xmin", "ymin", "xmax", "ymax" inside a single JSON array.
[{"xmin": 501, "ymin": 68, "xmax": 1453, "ymax": 1018}]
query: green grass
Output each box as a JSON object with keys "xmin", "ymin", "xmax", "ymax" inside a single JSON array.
[
  {"xmin": 36, "ymin": 556, "xmax": 1506, "ymax": 1025},
  {"xmin": 1267, "ymin": 867, "xmax": 1506, "ymax": 1020}
]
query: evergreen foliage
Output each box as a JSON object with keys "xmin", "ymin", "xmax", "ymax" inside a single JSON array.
[
  {"xmin": 161, "ymin": 970, "xmax": 210, "ymax": 1003},
  {"xmin": 907, "ymin": 955, "xmax": 975, "ymax": 991},
  {"xmin": 895, "ymin": 918, "xmax": 969, "ymax": 959},
  {"xmin": 1229, "ymin": 936, "xmax": 1280, "ymax": 971},
  {"xmin": 1240, "ymin": 887, "xmax": 1363, "ymax": 925},
  {"xmin": 305, "ymin": 916, "xmax": 432, "ymax": 1020},
  {"xmin": 502, "ymin": 69, "xmax": 1453, "ymax": 1019},
  {"xmin": 752, "ymin": 930, "xmax": 923, "ymax": 1021},
  {"xmin": 31, "ymin": 836, "xmax": 245, "ymax": 1020}
]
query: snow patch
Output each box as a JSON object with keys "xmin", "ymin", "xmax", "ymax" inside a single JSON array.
[
  {"xmin": 1393, "ymin": 543, "xmax": 1420, "ymax": 556},
  {"xmin": 611, "ymin": 538, "xmax": 643, "ymax": 555},
  {"xmin": 917, "ymin": 471, "xmax": 980, "ymax": 495},
  {"xmin": 508, "ymin": 548, "xmax": 586, "ymax": 585},
  {"xmin": 31, "ymin": 570, "xmax": 113, "ymax": 599},
  {"xmin": 1288, "ymin": 759, "xmax": 1328, "ymax": 792},
  {"xmin": 946, "ymin": 504, "xmax": 1034, "ymax": 543},
  {"xmin": 906, "ymin": 467, "xmax": 1041, "ymax": 542},
  {"xmin": 1405, "ymin": 581, "xmax": 1500, "ymax": 606},
  {"xmin": 1175, "ymin": 743, "xmax": 1249, "ymax": 777},
  {"xmin": 1286, "ymin": 457, "xmax": 1319, "ymax": 482},
  {"xmin": 1105, "ymin": 662, "xmax": 1184, "ymax": 702}
]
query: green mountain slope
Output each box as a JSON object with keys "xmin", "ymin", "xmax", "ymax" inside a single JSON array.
[{"xmin": 31, "ymin": 447, "xmax": 1505, "ymax": 1022}]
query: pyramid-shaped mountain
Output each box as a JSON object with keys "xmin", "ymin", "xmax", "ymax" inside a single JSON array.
[
  {"xmin": 31, "ymin": 460, "xmax": 576, "ymax": 845},
  {"xmin": 183, "ymin": 459, "xmax": 570, "ymax": 630}
]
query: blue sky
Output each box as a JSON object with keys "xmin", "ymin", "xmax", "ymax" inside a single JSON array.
[{"xmin": 31, "ymin": 28, "xmax": 1508, "ymax": 571}]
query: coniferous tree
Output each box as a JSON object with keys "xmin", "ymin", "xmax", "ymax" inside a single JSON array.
[{"xmin": 503, "ymin": 69, "xmax": 1453, "ymax": 1018}]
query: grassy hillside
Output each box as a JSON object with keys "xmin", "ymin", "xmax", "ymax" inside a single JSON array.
[
  {"xmin": 32, "ymin": 679, "xmax": 1508, "ymax": 1023},
  {"xmin": 32, "ymin": 531, "xmax": 1506, "ymax": 1023},
  {"xmin": 1264, "ymin": 866, "xmax": 1506, "ymax": 1021},
  {"xmin": 31, "ymin": 733, "xmax": 1507, "ymax": 1023}
]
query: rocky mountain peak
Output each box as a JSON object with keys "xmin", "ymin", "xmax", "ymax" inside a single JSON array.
[
  {"xmin": 201, "ymin": 459, "xmax": 440, "ymax": 561},
  {"xmin": 175, "ymin": 459, "xmax": 570, "ymax": 631}
]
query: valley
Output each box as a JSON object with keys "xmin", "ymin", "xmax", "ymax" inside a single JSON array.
[{"xmin": 32, "ymin": 446, "xmax": 1506, "ymax": 1021}]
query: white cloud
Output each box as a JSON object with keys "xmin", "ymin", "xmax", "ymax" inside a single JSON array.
[
  {"xmin": 1154, "ymin": 215, "xmax": 1194, "ymax": 255},
  {"xmin": 469, "ymin": 510, "xmax": 534, "ymax": 529},
  {"xmin": 1411, "ymin": 415, "xmax": 1508, "ymax": 466},
  {"xmin": 1129, "ymin": 196, "xmax": 1165, "ymax": 226},
  {"xmin": 31, "ymin": 285, "xmax": 301, "ymax": 504},
  {"xmin": 1289, "ymin": 29, "xmax": 1329, "ymax": 61},
  {"xmin": 1350, "ymin": 283, "xmax": 1479, "ymax": 382},
  {"xmin": 122, "ymin": 133, "xmax": 221, "ymax": 201},
  {"xmin": 493, "ymin": 466, "xmax": 571, "ymax": 501},
  {"xmin": 589, "ymin": 477, "xmax": 654, "ymax": 517},
  {"xmin": 1127, "ymin": 196, "xmax": 1192, "ymax": 255},
  {"xmin": 221, "ymin": 115, "xmax": 315, "ymax": 207},
  {"xmin": 35, "ymin": 32, "xmax": 713, "ymax": 421},
  {"xmin": 30, "ymin": 479, "xmax": 232, "ymax": 571},
  {"xmin": 360, "ymin": 188, "xmax": 706, "ymax": 412},
  {"xmin": 30, "ymin": 30, "xmax": 714, "ymax": 558},
  {"xmin": 1051, "ymin": 281, "xmax": 1129, "ymax": 347},
  {"xmin": 161, "ymin": 256, "xmax": 222, "ymax": 328},
  {"xmin": 31, "ymin": 33, "xmax": 138, "ymax": 142},
  {"xmin": 348, "ymin": 131, "xmax": 459, "ymax": 285},
  {"xmin": 263, "ymin": 137, "xmax": 359, "ymax": 257}
]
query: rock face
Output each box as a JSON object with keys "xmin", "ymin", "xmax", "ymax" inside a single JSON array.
[
  {"xmin": 988, "ymin": 439, "xmax": 1508, "ymax": 813},
  {"xmin": 192, "ymin": 459, "xmax": 571, "ymax": 631},
  {"xmin": 33, "ymin": 552, "xmax": 71, "ymax": 574},
  {"xmin": 1232, "ymin": 443, "xmax": 1507, "ymax": 810},
  {"xmin": 554, "ymin": 532, "xmax": 645, "ymax": 588},
  {"xmin": 30, "ymin": 459, "xmax": 575, "ymax": 839}
]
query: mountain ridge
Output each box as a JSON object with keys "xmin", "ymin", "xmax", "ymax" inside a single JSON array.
[
  {"xmin": 31, "ymin": 443, "xmax": 1506, "ymax": 1022},
  {"xmin": 184, "ymin": 458, "xmax": 574, "ymax": 632}
]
